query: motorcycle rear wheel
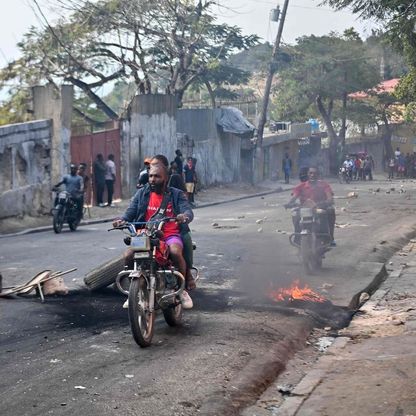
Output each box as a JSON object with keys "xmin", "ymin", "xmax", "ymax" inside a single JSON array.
[
  {"xmin": 128, "ymin": 275, "xmax": 155, "ymax": 348},
  {"xmin": 163, "ymin": 301, "xmax": 183, "ymax": 327},
  {"xmin": 68, "ymin": 217, "xmax": 80, "ymax": 231},
  {"xmin": 300, "ymin": 234, "xmax": 314, "ymax": 274},
  {"xmin": 53, "ymin": 205, "xmax": 65, "ymax": 234}
]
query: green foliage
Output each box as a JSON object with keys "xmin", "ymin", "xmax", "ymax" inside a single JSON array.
[
  {"xmin": 272, "ymin": 30, "xmax": 380, "ymax": 124},
  {"xmin": 323, "ymin": 0, "xmax": 416, "ymax": 104},
  {"xmin": 0, "ymin": 0, "xmax": 259, "ymax": 122}
]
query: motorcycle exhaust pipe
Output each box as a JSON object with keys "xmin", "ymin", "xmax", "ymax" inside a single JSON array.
[{"xmin": 157, "ymin": 270, "xmax": 185, "ymax": 307}]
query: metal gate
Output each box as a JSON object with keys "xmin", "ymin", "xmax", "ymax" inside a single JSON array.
[{"xmin": 71, "ymin": 128, "xmax": 121, "ymax": 206}]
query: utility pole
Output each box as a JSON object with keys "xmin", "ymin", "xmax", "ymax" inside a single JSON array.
[
  {"xmin": 258, "ymin": 0, "xmax": 289, "ymax": 146},
  {"xmin": 254, "ymin": 0, "xmax": 289, "ymax": 182}
]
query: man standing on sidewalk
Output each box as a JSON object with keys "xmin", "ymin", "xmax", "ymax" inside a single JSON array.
[
  {"xmin": 93, "ymin": 153, "xmax": 107, "ymax": 206},
  {"xmin": 105, "ymin": 154, "xmax": 116, "ymax": 207},
  {"xmin": 282, "ymin": 153, "xmax": 292, "ymax": 184},
  {"xmin": 184, "ymin": 157, "xmax": 197, "ymax": 206}
]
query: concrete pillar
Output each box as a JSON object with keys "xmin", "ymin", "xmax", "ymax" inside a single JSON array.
[{"xmin": 32, "ymin": 84, "xmax": 73, "ymax": 184}]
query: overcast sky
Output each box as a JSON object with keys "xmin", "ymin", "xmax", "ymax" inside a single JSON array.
[{"xmin": 0, "ymin": 0, "xmax": 378, "ymax": 66}]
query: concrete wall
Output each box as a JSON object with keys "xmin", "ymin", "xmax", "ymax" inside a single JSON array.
[
  {"xmin": 33, "ymin": 84, "xmax": 73, "ymax": 185},
  {"xmin": 177, "ymin": 108, "xmax": 242, "ymax": 186},
  {"xmin": 123, "ymin": 94, "xmax": 177, "ymax": 195},
  {"xmin": 0, "ymin": 120, "xmax": 52, "ymax": 219},
  {"xmin": 261, "ymin": 123, "xmax": 312, "ymax": 180}
]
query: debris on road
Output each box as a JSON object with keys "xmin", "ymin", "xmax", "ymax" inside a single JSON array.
[
  {"xmin": 359, "ymin": 292, "xmax": 370, "ymax": 305},
  {"xmin": 315, "ymin": 336, "xmax": 335, "ymax": 352},
  {"xmin": 0, "ymin": 269, "xmax": 76, "ymax": 300}
]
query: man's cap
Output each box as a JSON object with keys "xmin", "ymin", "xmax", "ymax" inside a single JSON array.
[{"xmin": 70, "ymin": 163, "xmax": 77, "ymax": 169}]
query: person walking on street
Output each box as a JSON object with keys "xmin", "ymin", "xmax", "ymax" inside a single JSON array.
[
  {"xmin": 282, "ymin": 153, "xmax": 292, "ymax": 184},
  {"xmin": 137, "ymin": 157, "xmax": 151, "ymax": 188},
  {"xmin": 363, "ymin": 157, "xmax": 372, "ymax": 181},
  {"xmin": 184, "ymin": 157, "xmax": 196, "ymax": 206},
  {"xmin": 105, "ymin": 154, "xmax": 116, "ymax": 207},
  {"xmin": 388, "ymin": 157, "xmax": 396, "ymax": 180},
  {"xmin": 174, "ymin": 149, "xmax": 184, "ymax": 178},
  {"xmin": 77, "ymin": 163, "xmax": 90, "ymax": 216},
  {"xmin": 93, "ymin": 154, "xmax": 106, "ymax": 206}
]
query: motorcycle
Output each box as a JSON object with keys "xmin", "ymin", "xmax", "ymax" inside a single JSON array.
[
  {"xmin": 110, "ymin": 218, "xmax": 199, "ymax": 348},
  {"xmin": 338, "ymin": 166, "xmax": 351, "ymax": 184},
  {"xmin": 288, "ymin": 203, "xmax": 333, "ymax": 274},
  {"xmin": 52, "ymin": 189, "xmax": 82, "ymax": 233}
]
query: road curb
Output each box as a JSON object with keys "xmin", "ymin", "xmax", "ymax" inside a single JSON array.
[
  {"xmin": 0, "ymin": 187, "xmax": 290, "ymax": 239},
  {"xmin": 198, "ymin": 318, "xmax": 316, "ymax": 416},
  {"xmin": 255, "ymin": 230, "xmax": 416, "ymax": 416}
]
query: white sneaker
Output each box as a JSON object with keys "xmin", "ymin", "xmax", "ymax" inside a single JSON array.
[
  {"xmin": 122, "ymin": 298, "xmax": 129, "ymax": 309},
  {"xmin": 179, "ymin": 290, "xmax": 193, "ymax": 309}
]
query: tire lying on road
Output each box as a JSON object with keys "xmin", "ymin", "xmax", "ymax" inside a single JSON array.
[{"xmin": 84, "ymin": 255, "xmax": 125, "ymax": 291}]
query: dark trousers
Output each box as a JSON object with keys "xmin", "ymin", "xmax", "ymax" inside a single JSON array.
[
  {"xmin": 284, "ymin": 169, "xmax": 290, "ymax": 184},
  {"xmin": 95, "ymin": 182, "xmax": 105, "ymax": 205},
  {"xmin": 105, "ymin": 180, "xmax": 114, "ymax": 205}
]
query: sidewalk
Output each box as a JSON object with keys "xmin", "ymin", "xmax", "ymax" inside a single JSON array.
[
  {"xmin": 0, "ymin": 181, "xmax": 288, "ymax": 237},
  {"xmin": 249, "ymin": 241, "xmax": 416, "ymax": 416}
]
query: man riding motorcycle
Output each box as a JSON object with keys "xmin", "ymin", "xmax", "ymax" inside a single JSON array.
[
  {"xmin": 284, "ymin": 167, "xmax": 336, "ymax": 246},
  {"xmin": 113, "ymin": 163, "xmax": 194, "ymax": 309},
  {"xmin": 53, "ymin": 163, "xmax": 84, "ymax": 220}
]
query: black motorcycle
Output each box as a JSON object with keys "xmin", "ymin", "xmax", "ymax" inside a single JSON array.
[
  {"xmin": 288, "ymin": 204, "xmax": 333, "ymax": 274},
  {"xmin": 52, "ymin": 189, "xmax": 82, "ymax": 233}
]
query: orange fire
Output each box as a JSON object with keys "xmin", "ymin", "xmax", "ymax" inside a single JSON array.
[{"xmin": 268, "ymin": 280, "xmax": 326, "ymax": 303}]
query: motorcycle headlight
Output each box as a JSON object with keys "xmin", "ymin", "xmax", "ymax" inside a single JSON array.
[{"xmin": 58, "ymin": 191, "xmax": 67, "ymax": 199}]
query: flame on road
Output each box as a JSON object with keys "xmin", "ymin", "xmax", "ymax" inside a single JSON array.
[{"xmin": 268, "ymin": 280, "xmax": 326, "ymax": 303}]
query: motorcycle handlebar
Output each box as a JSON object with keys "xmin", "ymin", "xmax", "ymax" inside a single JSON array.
[{"xmin": 108, "ymin": 217, "xmax": 177, "ymax": 232}]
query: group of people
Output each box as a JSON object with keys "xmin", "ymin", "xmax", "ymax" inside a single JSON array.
[
  {"xmin": 342, "ymin": 154, "xmax": 374, "ymax": 181},
  {"xmin": 54, "ymin": 154, "xmax": 117, "ymax": 220},
  {"xmin": 92, "ymin": 154, "xmax": 117, "ymax": 207},
  {"xmin": 387, "ymin": 147, "xmax": 416, "ymax": 180},
  {"xmin": 137, "ymin": 149, "xmax": 198, "ymax": 207}
]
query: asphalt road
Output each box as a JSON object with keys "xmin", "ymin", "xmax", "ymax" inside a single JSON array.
[{"xmin": 1, "ymin": 179, "xmax": 415, "ymax": 416}]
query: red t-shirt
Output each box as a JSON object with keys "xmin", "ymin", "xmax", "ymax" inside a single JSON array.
[
  {"xmin": 292, "ymin": 180, "xmax": 333, "ymax": 205},
  {"xmin": 145, "ymin": 192, "xmax": 180, "ymax": 238}
]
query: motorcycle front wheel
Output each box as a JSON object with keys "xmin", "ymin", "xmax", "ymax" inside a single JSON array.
[
  {"xmin": 68, "ymin": 216, "xmax": 80, "ymax": 231},
  {"xmin": 128, "ymin": 275, "xmax": 155, "ymax": 348},
  {"xmin": 53, "ymin": 205, "xmax": 65, "ymax": 234}
]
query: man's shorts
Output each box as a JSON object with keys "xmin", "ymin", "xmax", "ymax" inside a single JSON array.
[
  {"xmin": 165, "ymin": 235, "xmax": 183, "ymax": 248},
  {"xmin": 185, "ymin": 182, "xmax": 195, "ymax": 193}
]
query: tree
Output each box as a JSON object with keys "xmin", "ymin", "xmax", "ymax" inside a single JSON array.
[
  {"xmin": 272, "ymin": 30, "xmax": 380, "ymax": 173},
  {"xmin": 0, "ymin": 0, "xmax": 258, "ymax": 122},
  {"xmin": 323, "ymin": 0, "xmax": 416, "ymax": 117}
]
